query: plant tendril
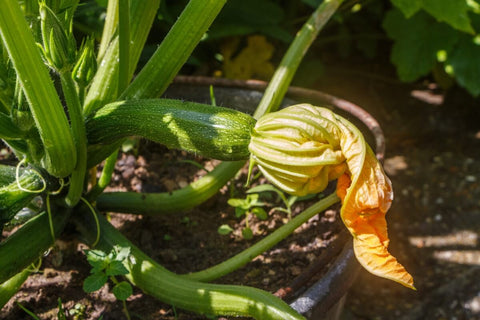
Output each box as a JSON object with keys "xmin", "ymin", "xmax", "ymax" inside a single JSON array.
[
  {"xmin": 80, "ymin": 197, "xmax": 100, "ymax": 247},
  {"xmin": 49, "ymin": 178, "xmax": 65, "ymax": 195},
  {"xmin": 15, "ymin": 158, "xmax": 47, "ymax": 194}
]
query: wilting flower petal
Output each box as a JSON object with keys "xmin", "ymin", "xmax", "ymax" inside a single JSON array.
[{"xmin": 250, "ymin": 104, "xmax": 414, "ymax": 289}]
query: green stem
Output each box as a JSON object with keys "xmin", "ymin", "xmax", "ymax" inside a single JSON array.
[
  {"xmin": 0, "ymin": 0, "xmax": 76, "ymax": 177},
  {"xmin": 0, "ymin": 268, "xmax": 30, "ymax": 309},
  {"xmin": 0, "ymin": 112, "xmax": 24, "ymax": 140},
  {"xmin": 83, "ymin": 0, "xmax": 160, "ymax": 116},
  {"xmin": 60, "ymin": 72, "xmax": 87, "ymax": 207},
  {"xmin": 183, "ymin": 193, "xmax": 340, "ymax": 282},
  {"xmin": 253, "ymin": 0, "xmax": 344, "ymax": 119},
  {"xmin": 87, "ymin": 149, "xmax": 119, "ymax": 201},
  {"xmin": 118, "ymin": 0, "xmax": 130, "ymax": 94},
  {"xmin": 74, "ymin": 210, "xmax": 305, "ymax": 320},
  {"xmin": 0, "ymin": 209, "xmax": 71, "ymax": 284},
  {"xmin": 97, "ymin": 0, "xmax": 118, "ymax": 62},
  {"xmin": 96, "ymin": 161, "xmax": 245, "ymax": 214},
  {"xmin": 121, "ymin": 0, "xmax": 227, "ymax": 100}
]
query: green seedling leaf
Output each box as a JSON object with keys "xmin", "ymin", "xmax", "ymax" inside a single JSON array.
[
  {"xmin": 106, "ymin": 260, "xmax": 129, "ymax": 276},
  {"xmin": 85, "ymin": 249, "xmax": 109, "ymax": 273},
  {"xmin": 57, "ymin": 298, "xmax": 67, "ymax": 320},
  {"xmin": 242, "ymin": 227, "xmax": 253, "ymax": 240},
  {"xmin": 252, "ymin": 207, "xmax": 268, "ymax": 220},
  {"xmin": 383, "ymin": 9, "xmax": 458, "ymax": 82},
  {"xmin": 83, "ymin": 272, "xmax": 108, "ymax": 292},
  {"xmin": 112, "ymin": 281, "xmax": 133, "ymax": 301},
  {"xmin": 235, "ymin": 207, "xmax": 247, "ymax": 218},
  {"xmin": 245, "ymin": 193, "xmax": 265, "ymax": 207},
  {"xmin": 228, "ymin": 198, "xmax": 249, "ymax": 208},
  {"xmin": 217, "ymin": 224, "xmax": 234, "ymax": 235},
  {"xmin": 114, "ymin": 246, "xmax": 131, "ymax": 262}
]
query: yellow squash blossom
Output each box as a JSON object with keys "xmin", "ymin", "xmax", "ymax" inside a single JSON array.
[{"xmin": 249, "ymin": 104, "xmax": 415, "ymax": 289}]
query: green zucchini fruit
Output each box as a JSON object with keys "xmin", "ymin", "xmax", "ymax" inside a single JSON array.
[
  {"xmin": 86, "ymin": 99, "xmax": 256, "ymax": 161},
  {"xmin": 0, "ymin": 165, "xmax": 16, "ymax": 187}
]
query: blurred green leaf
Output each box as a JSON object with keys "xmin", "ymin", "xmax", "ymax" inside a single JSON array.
[
  {"xmin": 228, "ymin": 198, "xmax": 248, "ymax": 208},
  {"xmin": 217, "ymin": 224, "xmax": 234, "ymax": 235},
  {"xmin": 242, "ymin": 227, "xmax": 253, "ymax": 240},
  {"xmin": 383, "ymin": 9, "xmax": 458, "ymax": 81},
  {"xmin": 235, "ymin": 206, "xmax": 247, "ymax": 218},
  {"xmin": 390, "ymin": 0, "xmax": 422, "ymax": 17},
  {"xmin": 391, "ymin": 0, "xmax": 474, "ymax": 33},
  {"xmin": 208, "ymin": 0, "xmax": 292, "ymax": 42},
  {"xmin": 252, "ymin": 207, "xmax": 268, "ymax": 220},
  {"xmin": 447, "ymin": 35, "xmax": 480, "ymax": 96}
]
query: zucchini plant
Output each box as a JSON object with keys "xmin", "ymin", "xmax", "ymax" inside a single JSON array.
[{"xmin": 0, "ymin": 0, "xmax": 413, "ymax": 319}]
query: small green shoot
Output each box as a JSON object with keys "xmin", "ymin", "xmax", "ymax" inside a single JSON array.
[
  {"xmin": 247, "ymin": 184, "xmax": 316, "ymax": 219},
  {"xmin": 83, "ymin": 245, "xmax": 133, "ymax": 319},
  {"xmin": 16, "ymin": 302, "xmax": 40, "ymax": 319},
  {"xmin": 220, "ymin": 194, "xmax": 268, "ymax": 240}
]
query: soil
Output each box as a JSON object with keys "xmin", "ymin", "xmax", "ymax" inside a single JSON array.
[{"xmin": 2, "ymin": 61, "xmax": 480, "ymax": 320}]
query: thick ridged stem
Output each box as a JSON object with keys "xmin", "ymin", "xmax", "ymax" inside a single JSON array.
[
  {"xmin": 96, "ymin": 161, "xmax": 245, "ymax": 214},
  {"xmin": 0, "ymin": 209, "xmax": 71, "ymax": 284},
  {"xmin": 83, "ymin": 0, "xmax": 160, "ymax": 116},
  {"xmin": 0, "ymin": 0, "xmax": 76, "ymax": 177},
  {"xmin": 0, "ymin": 268, "xmax": 30, "ymax": 308},
  {"xmin": 121, "ymin": 0, "xmax": 227, "ymax": 100},
  {"xmin": 74, "ymin": 209, "xmax": 305, "ymax": 320}
]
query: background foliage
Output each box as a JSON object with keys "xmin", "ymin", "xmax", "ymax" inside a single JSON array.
[{"xmin": 76, "ymin": 0, "xmax": 480, "ymax": 97}]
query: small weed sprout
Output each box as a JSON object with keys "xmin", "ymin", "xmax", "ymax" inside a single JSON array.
[{"xmin": 83, "ymin": 246, "xmax": 133, "ymax": 319}]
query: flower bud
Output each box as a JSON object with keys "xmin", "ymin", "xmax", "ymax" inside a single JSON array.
[
  {"xmin": 72, "ymin": 38, "xmax": 97, "ymax": 87},
  {"xmin": 39, "ymin": 3, "xmax": 76, "ymax": 72}
]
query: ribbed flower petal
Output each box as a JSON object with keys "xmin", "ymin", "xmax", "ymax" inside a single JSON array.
[{"xmin": 250, "ymin": 104, "xmax": 414, "ymax": 289}]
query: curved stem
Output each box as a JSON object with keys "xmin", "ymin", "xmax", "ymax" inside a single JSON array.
[
  {"xmin": 0, "ymin": 208, "xmax": 71, "ymax": 284},
  {"xmin": 183, "ymin": 193, "xmax": 340, "ymax": 282},
  {"xmin": 74, "ymin": 209, "xmax": 306, "ymax": 320},
  {"xmin": 0, "ymin": 268, "xmax": 30, "ymax": 309},
  {"xmin": 96, "ymin": 161, "xmax": 245, "ymax": 214},
  {"xmin": 253, "ymin": 0, "xmax": 344, "ymax": 119},
  {"xmin": 87, "ymin": 149, "xmax": 119, "ymax": 201}
]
